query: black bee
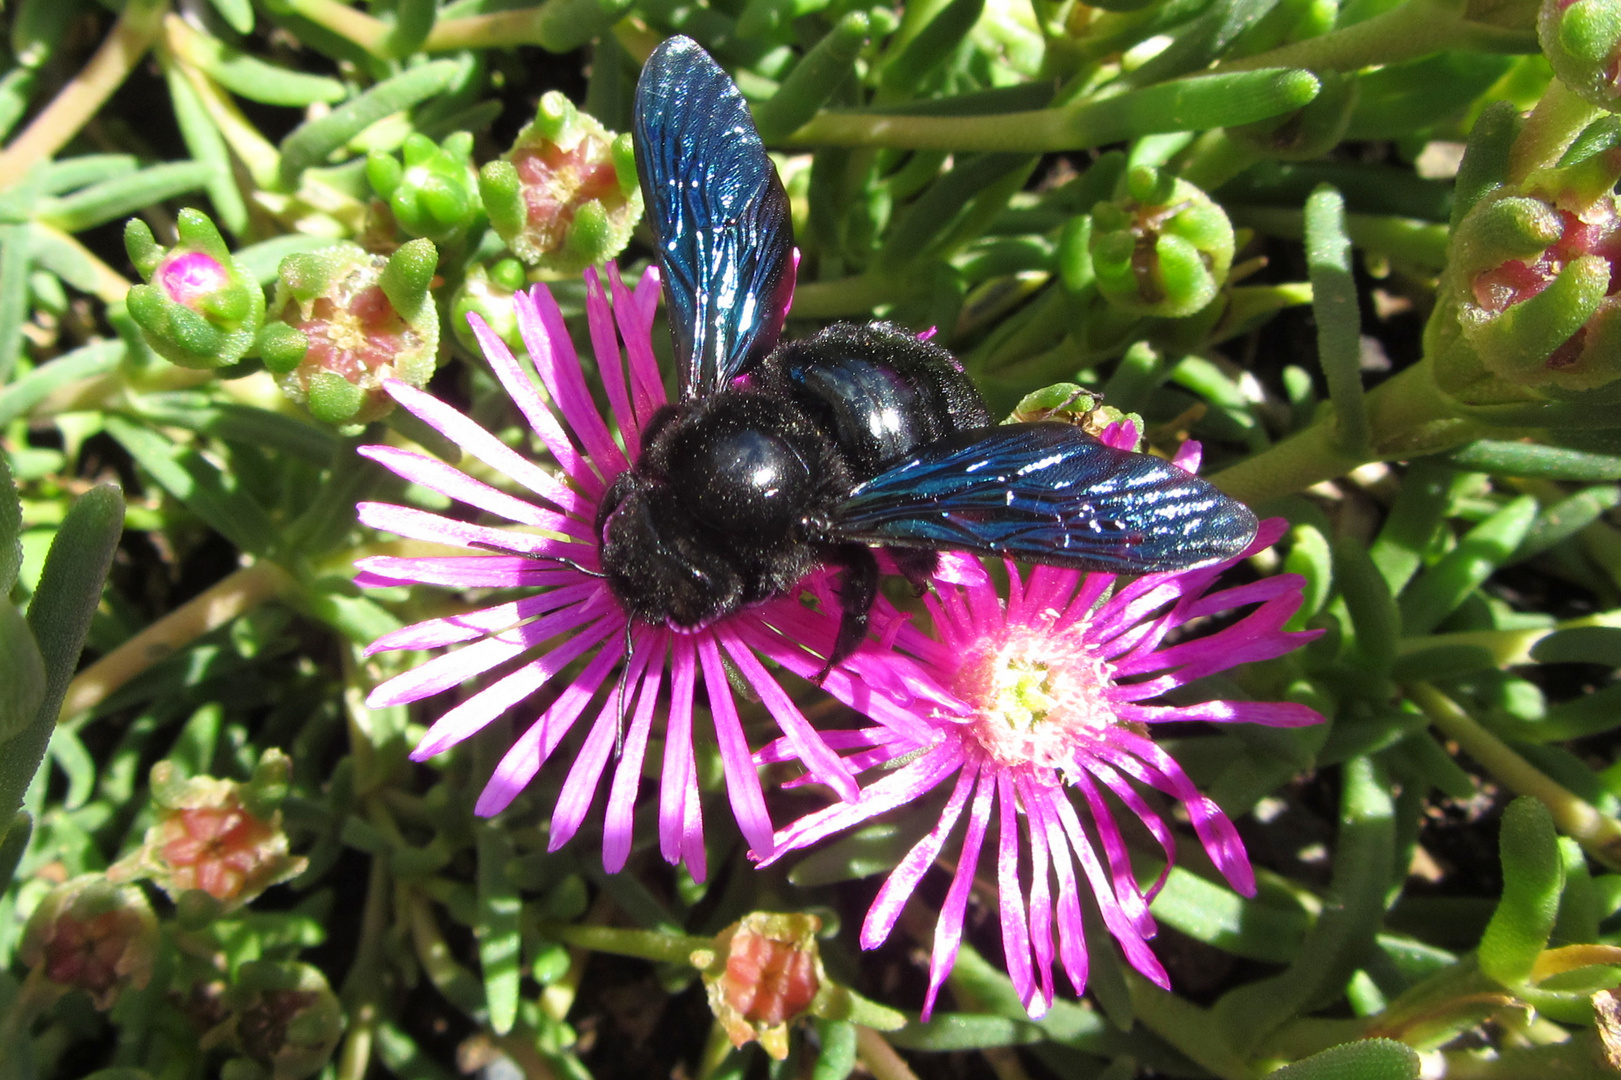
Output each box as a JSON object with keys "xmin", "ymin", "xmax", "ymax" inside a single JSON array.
[{"xmin": 599, "ymin": 36, "xmax": 1258, "ymax": 672}]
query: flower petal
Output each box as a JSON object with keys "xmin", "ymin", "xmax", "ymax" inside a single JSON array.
[
  {"xmin": 699, "ymin": 635, "xmax": 776, "ymax": 860},
  {"xmin": 922, "ymin": 763, "xmax": 996, "ymax": 1020}
]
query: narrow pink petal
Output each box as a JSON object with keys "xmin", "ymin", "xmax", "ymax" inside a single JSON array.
[
  {"xmin": 1052, "ymin": 789, "xmax": 1168, "ymax": 987},
  {"xmin": 1003, "ymin": 559, "xmax": 1027, "ymax": 629},
  {"xmin": 767, "ymin": 741, "xmax": 962, "ymax": 868},
  {"xmin": 1081, "ymin": 755, "xmax": 1176, "ymax": 906},
  {"xmin": 1061, "ymin": 570, "xmax": 1113, "ymax": 626},
  {"xmin": 380, "ymin": 378, "xmax": 587, "ymax": 517},
  {"xmin": 372, "ymin": 592, "xmax": 605, "ymax": 712},
  {"xmin": 354, "ymin": 555, "xmax": 567, "ymax": 589},
  {"xmin": 476, "ymin": 310, "xmax": 599, "ymax": 493},
  {"xmin": 681, "ymin": 744, "xmax": 708, "ymax": 882},
  {"xmin": 859, "ymin": 750, "xmax": 977, "ymax": 948},
  {"xmin": 1120, "ymin": 699, "xmax": 1321, "ymax": 727},
  {"xmin": 1021, "ymin": 563, "xmax": 1078, "ymax": 624},
  {"xmin": 610, "ymin": 265, "xmax": 666, "ymax": 421},
  {"xmin": 1172, "ymin": 439, "xmax": 1202, "ymax": 472},
  {"xmin": 922, "ymin": 765, "xmax": 997, "ymax": 1021},
  {"xmin": 1071, "ymin": 768, "xmax": 1152, "ymax": 935},
  {"xmin": 660, "ymin": 636, "xmax": 699, "ymax": 867},
  {"xmin": 604, "ymin": 631, "xmax": 665, "ymax": 872},
  {"xmin": 753, "ymin": 726, "xmax": 894, "ymax": 764},
  {"xmin": 699, "ymin": 635, "xmax": 776, "ymax": 859},
  {"xmin": 995, "ymin": 773, "xmax": 1037, "ymax": 1016},
  {"xmin": 550, "ymin": 651, "xmax": 645, "ymax": 851},
  {"xmin": 1022, "ymin": 777, "xmax": 1056, "ymax": 1013},
  {"xmin": 584, "ymin": 267, "xmax": 638, "ymax": 458},
  {"xmin": 521, "ymin": 287, "xmax": 627, "ymax": 478},
  {"xmin": 409, "ymin": 614, "xmax": 618, "ymax": 760},
  {"xmin": 1098, "ymin": 731, "xmax": 1255, "ymax": 895},
  {"xmin": 358, "ymin": 502, "xmax": 596, "ymax": 569},
  {"xmin": 358, "ymin": 445, "xmax": 588, "ymax": 540},
  {"xmin": 476, "ymin": 640, "xmax": 623, "ymax": 816},
  {"xmin": 715, "ymin": 624, "xmax": 858, "ymax": 801},
  {"xmin": 1029, "ymin": 788, "xmax": 1089, "ymax": 995},
  {"xmin": 365, "ymin": 580, "xmax": 600, "ymax": 654}
]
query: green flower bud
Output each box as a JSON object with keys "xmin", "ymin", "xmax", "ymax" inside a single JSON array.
[
  {"xmin": 1541, "ymin": 0, "xmax": 1621, "ymax": 111},
  {"xmin": 479, "ymin": 91, "xmax": 643, "ymax": 272},
  {"xmin": 450, "ymin": 258, "xmax": 526, "ymax": 354},
  {"xmin": 107, "ymin": 750, "xmax": 306, "ymax": 912},
  {"xmin": 123, "ymin": 209, "xmax": 266, "ymax": 370},
  {"xmin": 1089, "ymin": 166, "xmax": 1234, "ymax": 318},
  {"xmin": 207, "ymin": 961, "xmax": 344, "ymax": 1080},
  {"xmin": 260, "ymin": 240, "xmax": 439, "ymax": 425},
  {"xmin": 1436, "ymin": 140, "xmax": 1621, "ymax": 392},
  {"xmin": 366, "ymin": 131, "xmax": 481, "ymax": 245},
  {"xmin": 21, "ymin": 875, "xmax": 160, "ymax": 1010}
]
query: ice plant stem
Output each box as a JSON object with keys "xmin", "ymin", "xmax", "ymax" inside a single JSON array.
[
  {"xmin": 29, "ymin": 224, "xmax": 132, "ymax": 305},
  {"xmin": 57, "ymin": 561, "xmax": 295, "ymax": 722},
  {"xmin": 1129, "ymin": 977, "xmax": 1252, "ymax": 1080},
  {"xmin": 277, "ymin": 0, "xmax": 390, "ymax": 56},
  {"xmin": 1397, "ymin": 612, "xmax": 1621, "ymax": 667},
  {"xmin": 538, "ymin": 923, "xmax": 713, "ymax": 963},
  {"xmin": 854, "ymin": 1026, "xmax": 923, "ymax": 1080},
  {"xmin": 162, "ymin": 16, "xmax": 282, "ymax": 189},
  {"xmin": 1210, "ymin": 359, "xmax": 1483, "ymax": 506},
  {"xmin": 1410, "ymin": 682, "xmax": 1621, "ymax": 869},
  {"xmin": 1216, "ymin": 0, "xmax": 1531, "ymax": 75},
  {"xmin": 0, "ymin": 0, "xmax": 169, "ymax": 190}
]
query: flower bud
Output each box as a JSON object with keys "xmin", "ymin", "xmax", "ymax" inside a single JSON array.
[
  {"xmin": 20, "ymin": 875, "xmax": 159, "ymax": 1009},
  {"xmin": 1541, "ymin": 0, "xmax": 1621, "ymax": 111},
  {"xmin": 259, "ymin": 240, "xmax": 439, "ymax": 425},
  {"xmin": 210, "ymin": 961, "xmax": 344, "ymax": 1080},
  {"xmin": 124, "ymin": 210, "xmax": 266, "ymax": 370},
  {"xmin": 1008, "ymin": 383, "xmax": 1144, "ymax": 441},
  {"xmin": 1436, "ymin": 131, "xmax": 1621, "ymax": 392},
  {"xmin": 478, "ymin": 91, "xmax": 642, "ymax": 271},
  {"xmin": 366, "ymin": 132, "xmax": 481, "ymax": 245},
  {"xmin": 1090, "ymin": 166, "xmax": 1234, "ymax": 317},
  {"xmin": 108, "ymin": 749, "xmax": 305, "ymax": 911},
  {"xmin": 450, "ymin": 258, "xmax": 527, "ymax": 354},
  {"xmin": 694, "ymin": 913, "xmax": 825, "ymax": 1060}
]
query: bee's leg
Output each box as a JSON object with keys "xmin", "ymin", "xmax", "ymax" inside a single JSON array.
[
  {"xmin": 885, "ymin": 547, "xmax": 939, "ymax": 596},
  {"xmin": 817, "ymin": 544, "xmax": 878, "ymax": 681}
]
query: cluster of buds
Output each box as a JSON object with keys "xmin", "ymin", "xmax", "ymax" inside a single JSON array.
[
  {"xmin": 367, "ymin": 132, "xmax": 482, "ymax": 245},
  {"xmin": 1541, "ymin": 0, "xmax": 1621, "ymax": 110},
  {"xmin": 258, "ymin": 240, "xmax": 440, "ymax": 425},
  {"xmin": 1089, "ymin": 165, "xmax": 1235, "ymax": 317},
  {"xmin": 125, "ymin": 210, "xmax": 266, "ymax": 370},
  {"xmin": 1429, "ymin": 113, "xmax": 1621, "ymax": 397},
  {"xmin": 20, "ymin": 875, "xmax": 159, "ymax": 1009},
  {"xmin": 108, "ymin": 749, "xmax": 305, "ymax": 913},
  {"xmin": 200, "ymin": 961, "xmax": 344, "ymax": 1080},
  {"xmin": 479, "ymin": 91, "xmax": 643, "ymax": 273}
]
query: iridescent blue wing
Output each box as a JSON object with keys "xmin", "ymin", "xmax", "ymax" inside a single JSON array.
[
  {"xmin": 633, "ymin": 36, "xmax": 794, "ymax": 401},
  {"xmin": 826, "ymin": 422, "xmax": 1259, "ymax": 573}
]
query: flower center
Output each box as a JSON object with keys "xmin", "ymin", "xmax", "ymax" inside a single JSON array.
[{"xmin": 956, "ymin": 623, "xmax": 1118, "ymax": 772}]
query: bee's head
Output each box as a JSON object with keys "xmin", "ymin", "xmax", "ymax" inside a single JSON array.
[{"xmin": 597, "ymin": 473, "xmax": 743, "ymax": 631}]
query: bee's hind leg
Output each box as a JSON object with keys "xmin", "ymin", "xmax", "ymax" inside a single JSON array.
[
  {"xmin": 885, "ymin": 547, "xmax": 939, "ymax": 596},
  {"xmin": 815, "ymin": 544, "xmax": 878, "ymax": 682}
]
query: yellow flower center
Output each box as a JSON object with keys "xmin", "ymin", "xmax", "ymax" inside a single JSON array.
[{"xmin": 955, "ymin": 622, "xmax": 1119, "ymax": 773}]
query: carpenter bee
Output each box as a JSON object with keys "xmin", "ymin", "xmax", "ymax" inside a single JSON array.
[{"xmin": 599, "ymin": 35, "xmax": 1258, "ymax": 672}]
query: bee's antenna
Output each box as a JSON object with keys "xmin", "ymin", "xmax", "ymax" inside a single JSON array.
[
  {"xmin": 615, "ymin": 621, "xmax": 636, "ymax": 759},
  {"xmin": 468, "ymin": 539, "xmax": 607, "ymax": 579}
]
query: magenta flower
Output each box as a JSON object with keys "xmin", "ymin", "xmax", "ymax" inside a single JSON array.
[
  {"xmin": 761, "ymin": 426, "xmax": 1322, "ymax": 1019},
  {"xmin": 354, "ymin": 267, "xmax": 936, "ymax": 880}
]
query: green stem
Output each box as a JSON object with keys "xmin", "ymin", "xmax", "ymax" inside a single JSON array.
[
  {"xmin": 280, "ymin": 0, "xmax": 390, "ymax": 55},
  {"xmin": 1396, "ymin": 611, "xmax": 1621, "ymax": 666},
  {"xmin": 0, "ymin": 0, "xmax": 168, "ymax": 189},
  {"xmin": 784, "ymin": 68, "xmax": 1318, "ymax": 151},
  {"xmin": 1216, "ymin": 0, "xmax": 1532, "ymax": 74},
  {"xmin": 1410, "ymin": 682, "xmax": 1621, "ymax": 869},
  {"xmin": 540, "ymin": 922, "xmax": 713, "ymax": 964},
  {"xmin": 855, "ymin": 1026, "xmax": 923, "ymax": 1080},
  {"xmin": 163, "ymin": 15, "xmax": 282, "ymax": 189},
  {"xmin": 1210, "ymin": 358, "xmax": 1484, "ymax": 506},
  {"xmin": 792, "ymin": 275, "xmax": 911, "ymax": 318}
]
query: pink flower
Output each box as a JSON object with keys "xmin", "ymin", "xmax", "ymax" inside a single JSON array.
[
  {"xmin": 354, "ymin": 266, "xmax": 934, "ymax": 881},
  {"xmin": 761, "ymin": 425, "xmax": 1322, "ymax": 1019}
]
